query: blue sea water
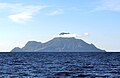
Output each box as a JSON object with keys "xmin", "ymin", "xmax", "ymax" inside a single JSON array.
[{"xmin": 0, "ymin": 52, "xmax": 120, "ymax": 78}]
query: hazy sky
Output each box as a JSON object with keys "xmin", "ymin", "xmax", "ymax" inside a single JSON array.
[{"xmin": 0, "ymin": 0, "xmax": 120, "ymax": 52}]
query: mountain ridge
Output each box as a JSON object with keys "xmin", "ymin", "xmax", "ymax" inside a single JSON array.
[{"xmin": 11, "ymin": 37, "xmax": 105, "ymax": 52}]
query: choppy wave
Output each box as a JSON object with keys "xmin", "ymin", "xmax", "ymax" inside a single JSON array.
[{"xmin": 0, "ymin": 52, "xmax": 120, "ymax": 78}]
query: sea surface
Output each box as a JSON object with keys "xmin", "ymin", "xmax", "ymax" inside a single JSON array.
[{"xmin": 0, "ymin": 52, "xmax": 120, "ymax": 78}]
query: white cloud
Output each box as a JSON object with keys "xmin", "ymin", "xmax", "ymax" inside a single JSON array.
[
  {"xmin": 84, "ymin": 33, "xmax": 90, "ymax": 37},
  {"xmin": 46, "ymin": 9, "xmax": 63, "ymax": 16},
  {"xmin": 56, "ymin": 34, "xmax": 80, "ymax": 38},
  {"xmin": 0, "ymin": 3, "xmax": 47, "ymax": 23},
  {"xmin": 96, "ymin": 0, "xmax": 120, "ymax": 12},
  {"xmin": 55, "ymin": 33, "xmax": 90, "ymax": 38},
  {"xmin": 8, "ymin": 12, "xmax": 32, "ymax": 24},
  {"xmin": 8, "ymin": 5, "xmax": 46, "ymax": 23},
  {"xmin": 0, "ymin": 3, "xmax": 19, "ymax": 9}
]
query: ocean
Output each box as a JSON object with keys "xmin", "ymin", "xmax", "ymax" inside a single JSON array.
[{"xmin": 0, "ymin": 52, "xmax": 120, "ymax": 78}]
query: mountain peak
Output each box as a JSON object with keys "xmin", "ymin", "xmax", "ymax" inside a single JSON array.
[{"xmin": 11, "ymin": 47, "xmax": 23, "ymax": 52}]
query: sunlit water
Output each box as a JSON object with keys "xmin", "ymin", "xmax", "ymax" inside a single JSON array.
[{"xmin": 0, "ymin": 52, "xmax": 120, "ymax": 78}]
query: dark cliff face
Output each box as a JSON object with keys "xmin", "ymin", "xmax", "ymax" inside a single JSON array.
[{"xmin": 11, "ymin": 37, "xmax": 105, "ymax": 52}]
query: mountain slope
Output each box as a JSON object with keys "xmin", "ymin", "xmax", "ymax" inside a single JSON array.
[{"xmin": 11, "ymin": 37, "xmax": 105, "ymax": 52}]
